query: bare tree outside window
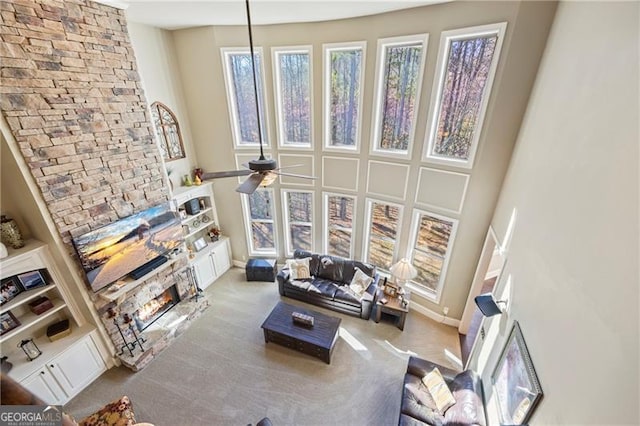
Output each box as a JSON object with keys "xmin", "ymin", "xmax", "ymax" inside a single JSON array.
[
  {"xmin": 366, "ymin": 201, "xmax": 401, "ymax": 269},
  {"xmin": 275, "ymin": 50, "xmax": 311, "ymax": 146},
  {"xmin": 326, "ymin": 195, "xmax": 354, "ymax": 258},
  {"xmin": 248, "ymin": 190, "xmax": 275, "ymax": 252},
  {"xmin": 285, "ymin": 191, "xmax": 313, "ymax": 253},
  {"xmin": 411, "ymin": 212, "xmax": 455, "ymax": 292},
  {"xmin": 378, "ymin": 42, "xmax": 423, "ymax": 151},
  {"xmin": 227, "ymin": 52, "xmax": 268, "ymax": 146},
  {"xmin": 327, "ymin": 46, "xmax": 363, "ymax": 148}
]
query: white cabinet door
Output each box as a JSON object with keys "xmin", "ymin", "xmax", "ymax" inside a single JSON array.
[
  {"xmin": 192, "ymin": 253, "xmax": 216, "ymax": 290},
  {"xmin": 48, "ymin": 335, "xmax": 106, "ymax": 398},
  {"xmin": 212, "ymin": 242, "xmax": 231, "ymax": 277},
  {"xmin": 21, "ymin": 370, "xmax": 65, "ymax": 405}
]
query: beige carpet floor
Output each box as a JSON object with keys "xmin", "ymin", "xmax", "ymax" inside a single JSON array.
[{"xmin": 64, "ymin": 267, "xmax": 462, "ymax": 426}]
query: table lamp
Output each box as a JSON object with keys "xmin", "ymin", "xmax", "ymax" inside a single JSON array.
[{"xmin": 389, "ymin": 258, "xmax": 418, "ymax": 294}]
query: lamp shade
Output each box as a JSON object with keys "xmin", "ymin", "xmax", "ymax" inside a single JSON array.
[{"xmin": 390, "ymin": 258, "xmax": 418, "ymax": 281}]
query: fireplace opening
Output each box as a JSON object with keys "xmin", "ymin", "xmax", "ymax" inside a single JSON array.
[{"xmin": 134, "ymin": 285, "xmax": 180, "ymax": 331}]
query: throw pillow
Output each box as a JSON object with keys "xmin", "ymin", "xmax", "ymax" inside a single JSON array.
[
  {"xmin": 348, "ymin": 267, "xmax": 373, "ymax": 299},
  {"xmin": 421, "ymin": 368, "xmax": 456, "ymax": 415},
  {"xmin": 286, "ymin": 258, "xmax": 311, "ymax": 280}
]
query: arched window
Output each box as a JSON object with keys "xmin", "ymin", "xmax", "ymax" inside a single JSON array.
[{"xmin": 150, "ymin": 102, "xmax": 186, "ymax": 161}]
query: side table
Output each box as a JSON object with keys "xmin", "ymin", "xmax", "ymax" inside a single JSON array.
[{"xmin": 374, "ymin": 289, "xmax": 410, "ymax": 331}]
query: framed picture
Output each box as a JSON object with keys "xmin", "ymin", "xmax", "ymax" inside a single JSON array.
[
  {"xmin": 192, "ymin": 237, "xmax": 207, "ymax": 252},
  {"xmin": 17, "ymin": 270, "xmax": 46, "ymax": 291},
  {"xmin": 492, "ymin": 321, "xmax": 543, "ymax": 425},
  {"xmin": 0, "ymin": 277, "xmax": 23, "ymax": 305},
  {"xmin": 0, "ymin": 310, "xmax": 21, "ymax": 335},
  {"xmin": 383, "ymin": 282, "xmax": 398, "ymax": 297}
]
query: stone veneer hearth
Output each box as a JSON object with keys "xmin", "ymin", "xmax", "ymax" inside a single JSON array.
[{"xmin": 0, "ymin": 0, "xmax": 206, "ymax": 370}]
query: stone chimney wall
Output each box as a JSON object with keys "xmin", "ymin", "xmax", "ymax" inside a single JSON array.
[{"xmin": 0, "ymin": 0, "xmax": 168, "ymax": 243}]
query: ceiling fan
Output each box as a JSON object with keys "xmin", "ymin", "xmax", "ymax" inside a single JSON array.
[{"xmin": 202, "ymin": 0, "xmax": 316, "ymax": 195}]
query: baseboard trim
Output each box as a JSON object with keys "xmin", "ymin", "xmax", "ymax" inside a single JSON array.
[
  {"xmin": 409, "ymin": 301, "xmax": 460, "ymax": 327},
  {"xmin": 233, "ymin": 260, "xmax": 246, "ymax": 268}
]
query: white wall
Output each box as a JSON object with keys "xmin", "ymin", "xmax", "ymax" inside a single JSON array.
[
  {"xmin": 472, "ymin": 2, "xmax": 639, "ymax": 424},
  {"xmin": 169, "ymin": 1, "xmax": 557, "ymax": 319},
  {"xmin": 127, "ymin": 22, "xmax": 195, "ymax": 188}
]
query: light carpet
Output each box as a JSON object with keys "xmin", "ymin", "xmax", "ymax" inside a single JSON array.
[{"xmin": 64, "ymin": 267, "xmax": 462, "ymax": 426}]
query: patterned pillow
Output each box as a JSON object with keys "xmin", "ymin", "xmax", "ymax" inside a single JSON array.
[
  {"xmin": 348, "ymin": 267, "xmax": 373, "ymax": 299},
  {"xmin": 421, "ymin": 368, "xmax": 456, "ymax": 415},
  {"xmin": 286, "ymin": 257, "xmax": 311, "ymax": 279}
]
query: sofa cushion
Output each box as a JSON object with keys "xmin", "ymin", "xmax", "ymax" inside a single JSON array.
[
  {"xmin": 402, "ymin": 381, "xmax": 445, "ymax": 426},
  {"xmin": 349, "ymin": 267, "xmax": 373, "ymax": 298},
  {"xmin": 333, "ymin": 286, "xmax": 363, "ymax": 306},
  {"xmin": 78, "ymin": 395, "xmax": 136, "ymax": 426},
  {"xmin": 289, "ymin": 279, "xmax": 321, "ymax": 294},
  {"xmin": 286, "ymin": 258, "xmax": 311, "ymax": 279},
  {"xmin": 293, "ymin": 250, "xmax": 320, "ymax": 276},
  {"xmin": 422, "ymin": 368, "xmax": 456, "ymax": 415}
]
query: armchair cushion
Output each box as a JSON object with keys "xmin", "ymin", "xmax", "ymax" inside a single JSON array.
[{"xmin": 78, "ymin": 396, "xmax": 136, "ymax": 426}]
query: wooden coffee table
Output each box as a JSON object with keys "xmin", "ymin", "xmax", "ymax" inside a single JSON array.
[{"xmin": 261, "ymin": 301, "xmax": 341, "ymax": 364}]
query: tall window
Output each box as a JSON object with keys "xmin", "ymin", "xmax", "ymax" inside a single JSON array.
[
  {"xmin": 242, "ymin": 189, "xmax": 276, "ymax": 256},
  {"xmin": 324, "ymin": 193, "xmax": 355, "ymax": 258},
  {"xmin": 371, "ymin": 35, "xmax": 428, "ymax": 157},
  {"xmin": 282, "ymin": 190, "xmax": 313, "ymax": 255},
  {"xmin": 273, "ymin": 47, "xmax": 312, "ymax": 148},
  {"xmin": 424, "ymin": 23, "xmax": 506, "ymax": 168},
  {"xmin": 323, "ymin": 42, "xmax": 366, "ymax": 152},
  {"xmin": 221, "ymin": 48, "xmax": 269, "ymax": 148},
  {"xmin": 364, "ymin": 199, "xmax": 402, "ymax": 270},
  {"xmin": 150, "ymin": 102, "xmax": 185, "ymax": 161},
  {"xmin": 408, "ymin": 210, "xmax": 458, "ymax": 300}
]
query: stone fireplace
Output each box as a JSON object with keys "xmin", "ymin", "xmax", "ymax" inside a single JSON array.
[
  {"xmin": 134, "ymin": 284, "xmax": 180, "ymax": 332},
  {"xmin": 0, "ymin": 0, "xmax": 209, "ymax": 371}
]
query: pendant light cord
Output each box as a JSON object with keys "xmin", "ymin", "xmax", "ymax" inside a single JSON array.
[{"xmin": 245, "ymin": 0, "xmax": 265, "ymax": 160}]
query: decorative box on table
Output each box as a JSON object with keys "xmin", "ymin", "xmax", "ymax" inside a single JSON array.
[{"xmin": 246, "ymin": 258, "xmax": 277, "ymax": 282}]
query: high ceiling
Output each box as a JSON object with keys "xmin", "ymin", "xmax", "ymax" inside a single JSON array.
[{"xmin": 102, "ymin": 0, "xmax": 449, "ymax": 30}]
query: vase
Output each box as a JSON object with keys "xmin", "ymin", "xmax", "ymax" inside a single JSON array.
[
  {"xmin": 0, "ymin": 243, "xmax": 7, "ymax": 259},
  {"xmin": 0, "ymin": 215, "xmax": 24, "ymax": 249}
]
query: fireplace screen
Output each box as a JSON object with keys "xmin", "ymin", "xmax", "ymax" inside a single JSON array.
[{"xmin": 134, "ymin": 285, "xmax": 180, "ymax": 331}]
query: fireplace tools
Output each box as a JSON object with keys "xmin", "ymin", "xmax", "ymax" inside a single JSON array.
[
  {"xmin": 108, "ymin": 308, "xmax": 146, "ymax": 357},
  {"xmin": 187, "ymin": 266, "xmax": 203, "ymax": 301}
]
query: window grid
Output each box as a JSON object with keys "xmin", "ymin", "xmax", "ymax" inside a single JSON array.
[
  {"xmin": 282, "ymin": 190, "xmax": 314, "ymax": 256},
  {"xmin": 363, "ymin": 199, "xmax": 403, "ymax": 271},
  {"xmin": 243, "ymin": 189, "xmax": 277, "ymax": 256},
  {"xmin": 324, "ymin": 193, "xmax": 356, "ymax": 258}
]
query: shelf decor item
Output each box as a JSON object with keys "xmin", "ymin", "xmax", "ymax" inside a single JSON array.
[
  {"xmin": 28, "ymin": 296, "xmax": 53, "ymax": 315},
  {"xmin": 0, "ymin": 277, "xmax": 23, "ymax": 305},
  {"xmin": 0, "ymin": 242, "xmax": 7, "ymax": 259},
  {"xmin": 47, "ymin": 319, "xmax": 71, "ymax": 342},
  {"xmin": 0, "ymin": 215, "xmax": 24, "ymax": 249},
  {"xmin": 193, "ymin": 237, "xmax": 207, "ymax": 252},
  {"xmin": 17, "ymin": 270, "xmax": 46, "ymax": 291},
  {"xmin": 0, "ymin": 310, "xmax": 21, "ymax": 335},
  {"xmin": 18, "ymin": 338, "xmax": 42, "ymax": 361}
]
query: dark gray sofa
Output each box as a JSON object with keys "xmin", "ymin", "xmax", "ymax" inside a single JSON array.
[
  {"xmin": 400, "ymin": 356, "xmax": 486, "ymax": 426},
  {"xmin": 276, "ymin": 249, "xmax": 379, "ymax": 320}
]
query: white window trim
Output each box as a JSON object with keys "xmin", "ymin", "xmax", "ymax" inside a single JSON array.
[
  {"xmin": 240, "ymin": 188, "xmax": 278, "ymax": 257},
  {"xmin": 272, "ymin": 45, "xmax": 314, "ymax": 151},
  {"xmin": 414, "ymin": 166, "xmax": 470, "ymax": 215},
  {"xmin": 370, "ymin": 34, "xmax": 429, "ymax": 160},
  {"xmin": 362, "ymin": 197, "xmax": 404, "ymax": 271},
  {"xmin": 322, "ymin": 41, "xmax": 367, "ymax": 154},
  {"xmin": 323, "ymin": 192, "xmax": 357, "ymax": 258},
  {"xmin": 405, "ymin": 208, "xmax": 459, "ymax": 303},
  {"xmin": 281, "ymin": 189, "xmax": 315, "ymax": 257},
  {"xmin": 221, "ymin": 47, "xmax": 271, "ymax": 150},
  {"xmin": 277, "ymin": 153, "xmax": 315, "ymax": 187},
  {"xmin": 422, "ymin": 22, "xmax": 507, "ymax": 169}
]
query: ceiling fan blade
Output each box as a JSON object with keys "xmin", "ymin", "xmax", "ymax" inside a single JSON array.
[
  {"xmin": 276, "ymin": 172, "xmax": 317, "ymax": 180},
  {"xmin": 276, "ymin": 164, "xmax": 303, "ymax": 171},
  {"xmin": 202, "ymin": 169, "xmax": 253, "ymax": 180},
  {"xmin": 236, "ymin": 173, "xmax": 265, "ymax": 194}
]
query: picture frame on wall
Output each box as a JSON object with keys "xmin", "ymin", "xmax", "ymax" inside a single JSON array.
[
  {"xmin": 17, "ymin": 270, "xmax": 47, "ymax": 291},
  {"xmin": 492, "ymin": 321, "xmax": 543, "ymax": 425},
  {"xmin": 0, "ymin": 310, "xmax": 21, "ymax": 335},
  {"xmin": 1, "ymin": 277, "xmax": 23, "ymax": 305}
]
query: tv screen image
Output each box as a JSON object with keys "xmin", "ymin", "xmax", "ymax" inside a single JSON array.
[{"xmin": 73, "ymin": 203, "xmax": 183, "ymax": 292}]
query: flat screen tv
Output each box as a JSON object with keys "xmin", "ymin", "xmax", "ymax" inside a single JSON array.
[{"xmin": 73, "ymin": 202, "xmax": 183, "ymax": 292}]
